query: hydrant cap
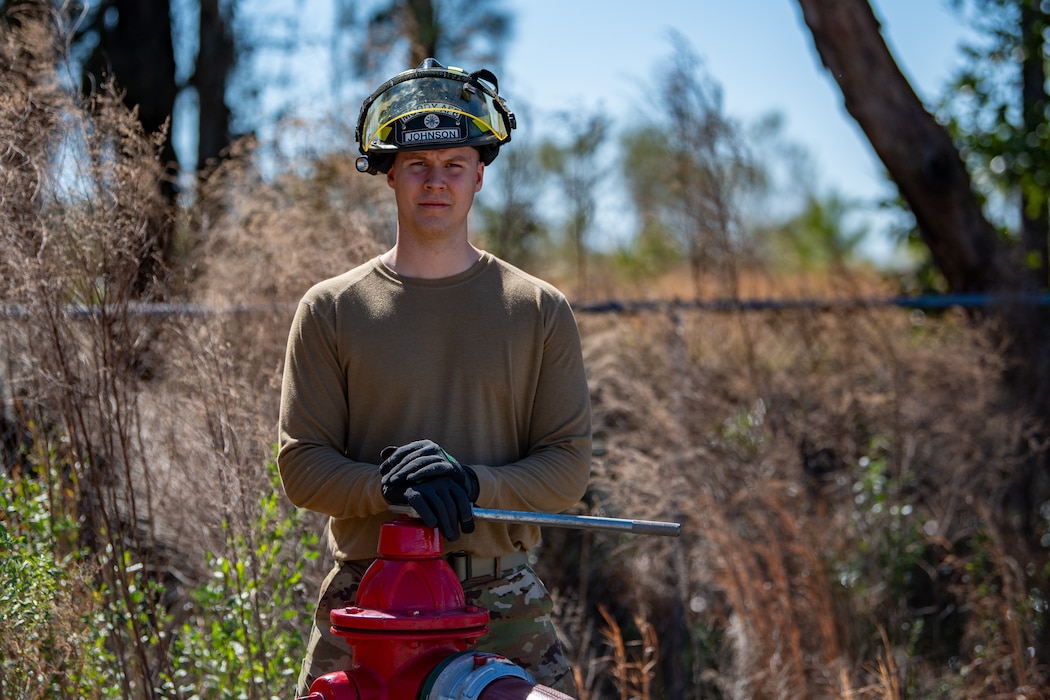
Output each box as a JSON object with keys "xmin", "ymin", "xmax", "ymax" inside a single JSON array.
[{"xmin": 378, "ymin": 517, "xmax": 444, "ymax": 558}]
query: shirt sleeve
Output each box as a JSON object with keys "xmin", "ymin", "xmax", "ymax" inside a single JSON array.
[
  {"xmin": 470, "ymin": 295, "xmax": 592, "ymax": 514},
  {"xmin": 277, "ymin": 296, "xmax": 388, "ymax": 519}
]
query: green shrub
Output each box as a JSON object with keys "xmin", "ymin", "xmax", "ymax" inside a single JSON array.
[
  {"xmin": 0, "ymin": 463, "xmax": 110, "ymax": 698},
  {"xmin": 159, "ymin": 459, "xmax": 317, "ymax": 699}
]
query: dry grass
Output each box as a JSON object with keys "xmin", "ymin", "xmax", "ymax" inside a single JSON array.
[
  {"xmin": 538, "ymin": 301, "xmax": 1049, "ymax": 699},
  {"xmin": 2, "ymin": 5, "xmax": 1049, "ymax": 698}
]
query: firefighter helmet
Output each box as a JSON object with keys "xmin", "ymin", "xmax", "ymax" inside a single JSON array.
[{"xmin": 354, "ymin": 58, "xmax": 517, "ymax": 175}]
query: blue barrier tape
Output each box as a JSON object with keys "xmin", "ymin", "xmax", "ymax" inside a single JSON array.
[
  {"xmin": 575, "ymin": 293, "xmax": 1050, "ymax": 314},
  {"xmin": 2, "ymin": 293, "xmax": 1049, "ymax": 319}
]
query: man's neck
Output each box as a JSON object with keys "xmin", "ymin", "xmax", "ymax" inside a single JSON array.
[{"xmin": 381, "ymin": 240, "xmax": 482, "ymax": 279}]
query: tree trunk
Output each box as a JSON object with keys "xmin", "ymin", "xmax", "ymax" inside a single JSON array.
[
  {"xmin": 196, "ymin": 0, "xmax": 234, "ymax": 169},
  {"xmin": 795, "ymin": 0, "xmax": 1010, "ymax": 293},
  {"xmin": 82, "ymin": 0, "xmax": 178, "ymax": 201},
  {"xmin": 407, "ymin": 0, "xmax": 439, "ymax": 65},
  {"xmin": 79, "ymin": 0, "xmax": 177, "ymax": 296}
]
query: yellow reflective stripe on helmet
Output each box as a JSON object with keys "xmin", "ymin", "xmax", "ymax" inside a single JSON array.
[{"xmin": 365, "ymin": 109, "xmax": 505, "ymax": 151}]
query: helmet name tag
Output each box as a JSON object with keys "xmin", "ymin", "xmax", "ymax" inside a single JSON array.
[
  {"xmin": 395, "ymin": 111, "xmax": 468, "ymax": 147},
  {"xmin": 402, "ymin": 128, "xmax": 463, "ymax": 143}
]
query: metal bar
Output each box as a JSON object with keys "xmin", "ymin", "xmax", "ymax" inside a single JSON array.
[
  {"xmin": 473, "ymin": 507, "xmax": 681, "ymax": 537},
  {"xmin": 389, "ymin": 505, "xmax": 680, "ymax": 537}
]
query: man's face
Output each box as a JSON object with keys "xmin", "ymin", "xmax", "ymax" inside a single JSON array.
[{"xmin": 386, "ymin": 147, "xmax": 484, "ymax": 240}]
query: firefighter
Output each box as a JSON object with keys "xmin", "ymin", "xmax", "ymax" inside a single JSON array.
[{"xmin": 278, "ymin": 58, "xmax": 591, "ymax": 697}]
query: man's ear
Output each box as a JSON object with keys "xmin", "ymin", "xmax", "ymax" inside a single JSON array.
[{"xmin": 475, "ymin": 161, "xmax": 485, "ymax": 193}]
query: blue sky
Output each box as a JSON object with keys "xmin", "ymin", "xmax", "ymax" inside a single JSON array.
[{"xmin": 497, "ymin": 1, "xmax": 977, "ymax": 258}]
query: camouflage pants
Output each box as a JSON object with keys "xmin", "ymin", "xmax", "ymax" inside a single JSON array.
[{"xmin": 296, "ymin": 558, "xmax": 578, "ymax": 697}]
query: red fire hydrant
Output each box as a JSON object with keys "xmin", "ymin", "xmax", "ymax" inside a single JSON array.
[{"xmin": 297, "ymin": 515, "xmax": 573, "ymax": 700}]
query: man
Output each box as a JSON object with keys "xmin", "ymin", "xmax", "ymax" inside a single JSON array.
[{"xmin": 278, "ymin": 58, "xmax": 592, "ymax": 697}]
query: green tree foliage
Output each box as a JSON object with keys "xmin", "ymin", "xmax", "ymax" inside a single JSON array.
[
  {"xmin": 767, "ymin": 191, "xmax": 869, "ymax": 271},
  {"xmin": 614, "ymin": 123, "xmax": 685, "ymax": 287},
  {"xmin": 620, "ymin": 34, "xmax": 769, "ymax": 296},
  {"xmin": 475, "ymin": 126, "xmax": 547, "ymax": 269},
  {"xmin": 941, "ymin": 0, "xmax": 1050, "ymax": 288},
  {"xmin": 540, "ymin": 111, "xmax": 610, "ymax": 297}
]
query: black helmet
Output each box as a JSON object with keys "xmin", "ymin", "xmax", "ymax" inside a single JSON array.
[{"xmin": 354, "ymin": 58, "xmax": 517, "ymax": 175}]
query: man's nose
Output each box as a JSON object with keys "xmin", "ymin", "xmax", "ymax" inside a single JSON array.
[{"xmin": 423, "ymin": 167, "xmax": 446, "ymax": 188}]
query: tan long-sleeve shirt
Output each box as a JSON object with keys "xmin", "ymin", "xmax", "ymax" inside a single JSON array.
[{"xmin": 278, "ymin": 253, "xmax": 592, "ymax": 561}]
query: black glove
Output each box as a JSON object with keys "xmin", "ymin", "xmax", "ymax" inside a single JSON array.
[
  {"xmin": 389, "ymin": 477, "xmax": 474, "ymax": 541},
  {"xmin": 380, "ymin": 439, "xmax": 479, "ymax": 501},
  {"xmin": 380, "ymin": 440, "xmax": 479, "ymax": 540}
]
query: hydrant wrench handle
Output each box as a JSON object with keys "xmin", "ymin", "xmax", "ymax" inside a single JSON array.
[{"xmin": 389, "ymin": 505, "xmax": 682, "ymax": 537}]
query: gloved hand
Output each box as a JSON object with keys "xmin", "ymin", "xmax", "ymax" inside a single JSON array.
[
  {"xmin": 380, "ymin": 439, "xmax": 479, "ymax": 540},
  {"xmin": 380, "ymin": 439, "xmax": 479, "ymax": 501},
  {"xmin": 387, "ymin": 477, "xmax": 474, "ymax": 541}
]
